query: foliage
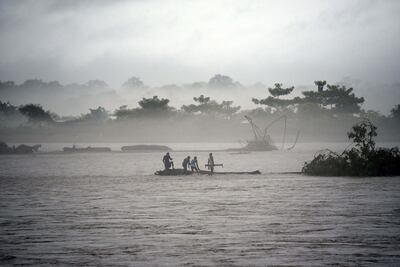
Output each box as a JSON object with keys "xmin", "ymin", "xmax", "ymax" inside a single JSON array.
[
  {"xmin": 181, "ymin": 95, "xmax": 240, "ymax": 118},
  {"xmin": 0, "ymin": 101, "xmax": 19, "ymax": 116},
  {"xmin": 85, "ymin": 80, "xmax": 108, "ymax": 88},
  {"xmin": 252, "ymin": 83, "xmax": 298, "ymax": 112},
  {"xmin": 80, "ymin": 106, "xmax": 109, "ymax": 122},
  {"xmin": 114, "ymin": 96, "xmax": 175, "ymax": 119},
  {"xmin": 122, "ymin": 76, "xmax": 145, "ymax": 89},
  {"xmin": 302, "ymin": 83, "xmax": 364, "ymax": 114},
  {"xmin": 267, "ymin": 83, "xmax": 294, "ymax": 98},
  {"xmin": 314, "ymin": 80, "xmax": 326, "ymax": 92},
  {"xmin": 390, "ymin": 104, "xmax": 400, "ymax": 122},
  {"xmin": 302, "ymin": 119, "xmax": 400, "ymax": 176},
  {"xmin": 18, "ymin": 104, "xmax": 53, "ymax": 123},
  {"xmin": 208, "ymin": 74, "xmax": 236, "ymax": 88},
  {"xmin": 138, "ymin": 96, "xmax": 173, "ymax": 111}
]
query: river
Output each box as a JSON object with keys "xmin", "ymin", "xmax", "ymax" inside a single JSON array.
[{"xmin": 1, "ymin": 143, "xmax": 399, "ymax": 266}]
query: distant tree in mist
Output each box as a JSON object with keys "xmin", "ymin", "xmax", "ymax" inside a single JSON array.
[
  {"xmin": 85, "ymin": 80, "xmax": 109, "ymax": 88},
  {"xmin": 160, "ymin": 84, "xmax": 181, "ymax": 90},
  {"xmin": 302, "ymin": 83, "xmax": 364, "ymax": 114},
  {"xmin": 18, "ymin": 104, "xmax": 53, "ymax": 124},
  {"xmin": 138, "ymin": 96, "xmax": 174, "ymax": 111},
  {"xmin": 252, "ymin": 83, "xmax": 299, "ymax": 113},
  {"xmin": 390, "ymin": 104, "xmax": 400, "ymax": 122},
  {"xmin": 0, "ymin": 101, "xmax": 26, "ymax": 127},
  {"xmin": 114, "ymin": 96, "xmax": 175, "ymax": 119},
  {"xmin": 185, "ymin": 82, "xmax": 207, "ymax": 89},
  {"xmin": 0, "ymin": 81, "xmax": 16, "ymax": 91},
  {"xmin": 0, "ymin": 101, "xmax": 19, "ymax": 116},
  {"xmin": 122, "ymin": 76, "xmax": 145, "ymax": 89},
  {"xmin": 181, "ymin": 95, "xmax": 240, "ymax": 118},
  {"xmin": 79, "ymin": 106, "xmax": 109, "ymax": 123},
  {"xmin": 208, "ymin": 74, "xmax": 240, "ymax": 88},
  {"xmin": 268, "ymin": 83, "xmax": 294, "ymax": 98},
  {"xmin": 314, "ymin": 80, "xmax": 327, "ymax": 92}
]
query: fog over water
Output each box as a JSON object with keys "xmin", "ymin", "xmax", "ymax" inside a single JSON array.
[
  {"xmin": 1, "ymin": 1, "xmax": 400, "ymax": 266},
  {"xmin": 0, "ymin": 0, "xmax": 400, "ymax": 115}
]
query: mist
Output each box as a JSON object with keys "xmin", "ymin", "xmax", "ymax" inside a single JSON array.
[{"xmin": 1, "ymin": 0, "xmax": 400, "ymax": 115}]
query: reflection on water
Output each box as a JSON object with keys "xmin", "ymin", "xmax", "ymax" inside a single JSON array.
[{"xmin": 1, "ymin": 143, "xmax": 400, "ymax": 266}]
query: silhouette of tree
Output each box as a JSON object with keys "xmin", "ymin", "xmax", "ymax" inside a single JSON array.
[
  {"xmin": 122, "ymin": 76, "xmax": 145, "ymax": 89},
  {"xmin": 390, "ymin": 104, "xmax": 400, "ymax": 122},
  {"xmin": 85, "ymin": 80, "xmax": 108, "ymax": 88},
  {"xmin": 80, "ymin": 106, "xmax": 109, "ymax": 122},
  {"xmin": 0, "ymin": 81, "xmax": 16, "ymax": 92},
  {"xmin": 0, "ymin": 101, "xmax": 19, "ymax": 116},
  {"xmin": 138, "ymin": 96, "xmax": 173, "ymax": 111},
  {"xmin": 267, "ymin": 83, "xmax": 294, "ymax": 98},
  {"xmin": 19, "ymin": 104, "xmax": 53, "ymax": 123},
  {"xmin": 114, "ymin": 96, "xmax": 175, "ymax": 119},
  {"xmin": 208, "ymin": 74, "xmax": 236, "ymax": 88},
  {"xmin": 252, "ymin": 83, "xmax": 299, "ymax": 113},
  {"xmin": 314, "ymin": 80, "xmax": 327, "ymax": 92},
  {"xmin": 181, "ymin": 95, "xmax": 240, "ymax": 118},
  {"xmin": 302, "ymin": 83, "xmax": 364, "ymax": 114}
]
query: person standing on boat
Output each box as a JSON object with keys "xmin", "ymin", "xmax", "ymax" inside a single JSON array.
[
  {"xmin": 163, "ymin": 152, "xmax": 174, "ymax": 170},
  {"xmin": 208, "ymin": 153, "xmax": 214, "ymax": 175},
  {"xmin": 182, "ymin": 156, "xmax": 191, "ymax": 173},
  {"xmin": 190, "ymin": 156, "xmax": 200, "ymax": 173}
]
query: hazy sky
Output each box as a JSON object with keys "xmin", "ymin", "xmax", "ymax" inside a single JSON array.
[{"xmin": 0, "ymin": 0, "xmax": 399, "ymax": 85}]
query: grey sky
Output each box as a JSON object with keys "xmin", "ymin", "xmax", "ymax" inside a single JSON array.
[{"xmin": 0, "ymin": 0, "xmax": 399, "ymax": 113}]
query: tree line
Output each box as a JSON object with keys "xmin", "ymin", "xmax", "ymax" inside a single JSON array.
[{"xmin": 1, "ymin": 79, "xmax": 399, "ymax": 127}]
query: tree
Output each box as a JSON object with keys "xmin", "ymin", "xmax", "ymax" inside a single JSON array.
[
  {"xmin": 268, "ymin": 83, "xmax": 294, "ymax": 98},
  {"xmin": 114, "ymin": 96, "xmax": 175, "ymax": 119},
  {"xmin": 181, "ymin": 95, "xmax": 240, "ymax": 118},
  {"xmin": 314, "ymin": 80, "xmax": 326, "ymax": 92},
  {"xmin": 302, "ymin": 82, "xmax": 364, "ymax": 114},
  {"xmin": 138, "ymin": 96, "xmax": 173, "ymax": 111},
  {"xmin": 19, "ymin": 104, "xmax": 53, "ymax": 123},
  {"xmin": 80, "ymin": 106, "xmax": 109, "ymax": 122},
  {"xmin": 390, "ymin": 104, "xmax": 400, "ymax": 122},
  {"xmin": 0, "ymin": 101, "xmax": 19, "ymax": 116},
  {"xmin": 85, "ymin": 80, "xmax": 108, "ymax": 88},
  {"xmin": 122, "ymin": 76, "xmax": 145, "ymax": 89},
  {"xmin": 208, "ymin": 74, "xmax": 235, "ymax": 88},
  {"xmin": 252, "ymin": 83, "xmax": 299, "ymax": 113}
]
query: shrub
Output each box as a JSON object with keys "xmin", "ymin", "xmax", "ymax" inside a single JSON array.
[{"xmin": 302, "ymin": 119, "xmax": 400, "ymax": 176}]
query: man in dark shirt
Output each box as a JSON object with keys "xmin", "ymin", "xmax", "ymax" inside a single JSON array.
[
  {"xmin": 182, "ymin": 156, "xmax": 191, "ymax": 173},
  {"xmin": 162, "ymin": 152, "xmax": 174, "ymax": 170}
]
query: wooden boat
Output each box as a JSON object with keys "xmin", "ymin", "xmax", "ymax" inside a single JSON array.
[{"xmin": 155, "ymin": 168, "xmax": 261, "ymax": 176}]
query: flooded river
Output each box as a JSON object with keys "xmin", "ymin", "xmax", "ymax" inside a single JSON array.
[{"xmin": 1, "ymin": 143, "xmax": 400, "ymax": 266}]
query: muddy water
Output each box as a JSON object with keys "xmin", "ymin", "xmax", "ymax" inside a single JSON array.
[{"xmin": 1, "ymin": 144, "xmax": 400, "ymax": 266}]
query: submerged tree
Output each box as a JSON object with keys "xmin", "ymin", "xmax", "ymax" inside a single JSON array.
[{"xmin": 302, "ymin": 119, "xmax": 400, "ymax": 176}]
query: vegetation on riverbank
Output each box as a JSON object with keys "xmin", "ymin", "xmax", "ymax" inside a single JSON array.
[
  {"xmin": 1, "ymin": 76, "xmax": 399, "ymax": 142},
  {"xmin": 302, "ymin": 120, "xmax": 400, "ymax": 176}
]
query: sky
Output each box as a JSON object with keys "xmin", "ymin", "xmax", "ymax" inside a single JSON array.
[{"xmin": 0, "ymin": 0, "xmax": 399, "ymax": 113}]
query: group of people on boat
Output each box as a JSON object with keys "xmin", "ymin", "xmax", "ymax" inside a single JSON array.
[{"xmin": 162, "ymin": 152, "xmax": 215, "ymax": 174}]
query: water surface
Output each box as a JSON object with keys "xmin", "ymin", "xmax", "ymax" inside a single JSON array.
[{"xmin": 1, "ymin": 143, "xmax": 399, "ymax": 266}]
